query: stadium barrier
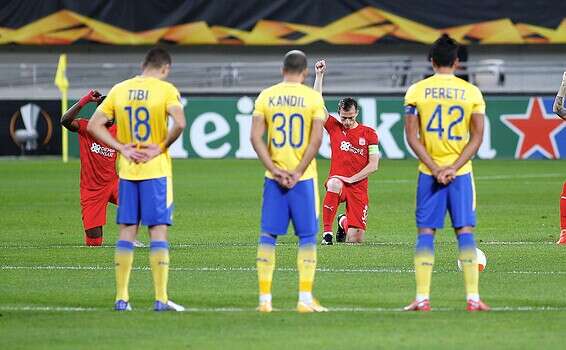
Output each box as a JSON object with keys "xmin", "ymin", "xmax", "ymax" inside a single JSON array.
[{"xmin": 1, "ymin": 95, "xmax": 565, "ymax": 159}]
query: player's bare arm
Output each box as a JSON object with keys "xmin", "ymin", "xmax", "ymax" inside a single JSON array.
[
  {"xmin": 290, "ymin": 118, "xmax": 324, "ymax": 187},
  {"xmin": 333, "ymin": 152, "xmax": 380, "ymax": 184},
  {"xmin": 553, "ymin": 72, "xmax": 566, "ymax": 119},
  {"xmin": 404, "ymin": 111, "xmax": 443, "ymax": 178},
  {"xmin": 313, "ymin": 60, "xmax": 330, "ymax": 118},
  {"xmin": 438, "ymin": 113, "xmax": 485, "ymax": 184},
  {"xmin": 87, "ymin": 110, "xmax": 145, "ymax": 163},
  {"xmin": 60, "ymin": 90, "xmax": 102, "ymax": 132},
  {"xmin": 141, "ymin": 104, "xmax": 187, "ymax": 161},
  {"xmin": 250, "ymin": 114, "xmax": 292, "ymax": 187}
]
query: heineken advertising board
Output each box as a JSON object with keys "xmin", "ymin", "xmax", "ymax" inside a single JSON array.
[{"xmin": 58, "ymin": 95, "xmax": 566, "ymax": 160}]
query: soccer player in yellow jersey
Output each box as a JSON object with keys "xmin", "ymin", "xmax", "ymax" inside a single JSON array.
[
  {"xmin": 403, "ymin": 35, "xmax": 490, "ymax": 312},
  {"xmin": 87, "ymin": 48, "xmax": 187, "ymax": 312},
  {"xmin": 251, "ymin": 50, "xmax": 327, "ymax": 313}
]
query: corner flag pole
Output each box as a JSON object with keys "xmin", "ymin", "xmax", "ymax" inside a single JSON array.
[{"xmin": 54, "ymin": 54, "xmax": 69, "ymax": 163}]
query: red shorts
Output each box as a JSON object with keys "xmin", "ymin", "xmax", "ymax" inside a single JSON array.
[
  {"xmin": 80, "ymin": 180, "xmax": 118, "ymax": 230},
  {"xmin": 325, "ymin": 178, "xmax": 369, "ymax": 230}
]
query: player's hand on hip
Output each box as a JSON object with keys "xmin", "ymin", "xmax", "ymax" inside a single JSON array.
[
  {"xmin": 315, "ymin": 60, "xmax": 326, "ymax": 75},
  {"xmin": 119, "ymin": 143, "xmax": 147, "ymax": 163}
]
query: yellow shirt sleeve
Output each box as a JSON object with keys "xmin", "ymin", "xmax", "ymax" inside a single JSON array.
[
  {"xmin": 404, "ymin": 84, "xmax": 418, "ymax": 107},
  {"xmin": 253, "ymin": 91, "xmax": 267, "ymax": 118},
  {"xmin": 97, "ymin": 86, "xmax": 116, "ymax": 119},
  {"xmin": 166, "ymin": 84, "xmax": 183, "ymax": 109},
  {"xmin": 471, "ymin": 87, "xmax": 486, "ymax": 114},
  {"xmin": 312, "ymin": 91, "xmax": 326, "ymax": 120}
]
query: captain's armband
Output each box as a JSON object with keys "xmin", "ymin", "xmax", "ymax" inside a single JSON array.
[
  {"xmin": 368, "ymin": 144, "xmax": 380, "ymax": 155},
  {"xmin": 405, "ymin": 105, "xmax": 418, "ymax": 116}
]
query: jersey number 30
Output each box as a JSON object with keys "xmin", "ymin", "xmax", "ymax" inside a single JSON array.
[
  {"xmin": 426, "ymin": 104, "xmax": 464, "ymax": 141},
  {"xmin": 125, "ymin": 106, "xmax": 151, "ymax": 142},
  {"xmin": 271, "ymin": 112, "xmax": 304, "ymax": 148}
]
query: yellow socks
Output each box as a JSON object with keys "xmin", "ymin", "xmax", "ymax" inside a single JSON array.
[
  {"xmin": 257, "ymin": 240, "xmax": 276, "ymax": 303},
  {"xmin": 414, "ymin": 234, "xmax": 434, "ymax": 300},
  {"xmin": 150, "ymin": 241, "xmax": 170, "ymax": 303},
  {"xmin": 115, "ymin": 240, "xmax": 134, "ymax": 302},
  {"xmin": 297, "ymin": 241, "xmax": 317, "ymax": 303},
  {"xmin": 458, "ymin": 233, "xmax": 479, "ymax": 300}
]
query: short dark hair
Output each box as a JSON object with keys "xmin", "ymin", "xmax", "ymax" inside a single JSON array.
[
  {"xmin": 143, "ymin": 47, "xmax": 172, "ymax": 69},
  {"xmin": 429, "ymin": 34, "xmax": 459, "ymax": 68},
  {"xmin": 283, "ymin": 50, "xmax": 307, "ymax": 73},
  {"xmin": 338, "ymin": 97, "xmax": 359, "ymax": 113}
]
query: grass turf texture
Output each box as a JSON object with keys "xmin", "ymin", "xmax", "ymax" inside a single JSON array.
[{"xmin": 1, "ymin": 159, "xmax": 565, "ymax": 349}]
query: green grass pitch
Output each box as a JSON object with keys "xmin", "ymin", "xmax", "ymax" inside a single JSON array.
[{"xmin": 1, "ymin": 158, "xmax": 566, "ymax": 349}]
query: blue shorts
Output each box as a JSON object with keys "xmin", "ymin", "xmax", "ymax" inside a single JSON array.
[
  {"xmin": 117, "ymin": 177, "xmax": 173, "ymax": 226},
  {"xmin": 261, "ymin": 177, "xmax": 319, "ymax": 237},
  {"xmin": 416, "ymin": 172, "xmax": 476, "ymax": 229}
]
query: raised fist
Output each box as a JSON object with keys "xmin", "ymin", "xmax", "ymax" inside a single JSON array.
[{"xmin": 315, "ymin": 60, "xmax": 326, "ymax": 75}]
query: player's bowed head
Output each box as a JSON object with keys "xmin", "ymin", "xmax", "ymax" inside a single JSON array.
[{"xmin": 338, "ymin": 97, "xmax": 359, "ymax": 129}]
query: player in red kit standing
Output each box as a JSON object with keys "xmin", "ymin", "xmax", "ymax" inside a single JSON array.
[
  {"xmin": 553, "ymin": 72, "xmax": 566, "ymax": 245},
  {"xmin": 313, "ymin": 61, "xmax": 380, "ymax": 245},
  {"xmin": 60, "ymin": 90, "xmax": 118, "ymax": 247}
]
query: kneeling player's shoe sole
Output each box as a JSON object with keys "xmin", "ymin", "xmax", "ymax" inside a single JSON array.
[
  {"xmin": 321, "ymin": 232, "xmax": 333, "ymax": 245},
  {"xmin": 154, "ymin": 300, "xmax": 185, "ymax": 312},
  {"xmin": 466, "ymin": 300, "xmax": 490, "ymax": 311},
  {"xmin": 403, "ymin": 299, "xmax": 431, "ymax": 311},
  {"xmin": 336, "ymin": 214, "xmax": 347, "ymax": 243},
  {"xmin": 557, "ymin": 230, "xmax": 566, "ymax": 245},
  {"xmin": 114, "ymin": 300, "xmax": 132, "ymax": 311},
  {"xmin": 297, "ymin": 299, "xmax": 328, "ymax": 313},
  {"xmin": 256, "ymin": 301, "xmax": 273, "ymax": 313}
]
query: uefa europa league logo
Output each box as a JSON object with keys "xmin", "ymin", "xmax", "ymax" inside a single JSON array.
[{"xmin": 9, "ymin": 103, "xmax": 53, "ymax": 152}]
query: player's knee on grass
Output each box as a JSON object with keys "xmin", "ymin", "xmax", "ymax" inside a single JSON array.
[
  {"xmin": 346, "ymin": 228, "xmax": 365, "ymax": 243},
  {"xmin": 85, "ymin": 227, "xmax": 102, "ymax": 238},
  {"xmin": 85, "ymin": 227, "xmax": 103, "ymax": 246},
  {"xmin": 326, "ymin": 177, "xmax": 343, "ymax": 193}
]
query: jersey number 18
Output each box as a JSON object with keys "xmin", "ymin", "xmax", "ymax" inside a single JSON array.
[{"xmin": 125, "ymin": 106, "xmax": 151, "ymax": 142}]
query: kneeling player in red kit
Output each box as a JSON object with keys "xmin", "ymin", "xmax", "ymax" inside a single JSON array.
[
  {"xmin": 60, "ymin": 90, "xmax": 118, "ymax": 246},
  {"xmin": 313, "ymin": 60, "xmax": 380, "ymax": 244}
]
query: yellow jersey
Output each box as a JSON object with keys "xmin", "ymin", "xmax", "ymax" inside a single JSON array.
[
  {"xmin": 253, "ymin": 82, "xmax": 326, "ymax": 180},
  {"xmin": 404, "ymin": 74, "xmax": 485, "ymax": 175},
  {"xmin": 97, "ymin": 76, "xmax": 183, "ymax": 180}
]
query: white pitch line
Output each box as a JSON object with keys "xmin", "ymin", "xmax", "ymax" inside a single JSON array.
[
  {"xmin": 2, "ymin": 265, "xmax": 565, "ymax": 275},
  {"xmin": 0, "ymin": 241, "xmax": 556, "ymax": 249},
  {"xmin": 1, "ymin": 305, "xmax": 566, "ymax": 313}
]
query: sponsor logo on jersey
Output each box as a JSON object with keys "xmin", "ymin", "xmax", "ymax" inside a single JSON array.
[
  {"xmin": 90, "ymin": 142, "xmax": 115, "ymax": 158},
  {"xmin": 340, "ymin": 141, "xmax": 364, "ymax": 155}
]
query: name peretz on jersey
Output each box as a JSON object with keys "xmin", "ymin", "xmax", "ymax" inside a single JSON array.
[
  {"xmin": 424, "ymin": 87, "xmax": 466, "ymax": 100},
  {"xmin": 268, "ymin": 95, "xmax": 307, "ymax": 108}
]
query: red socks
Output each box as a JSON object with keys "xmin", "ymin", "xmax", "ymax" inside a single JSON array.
[
  {"xmin": 323, "ymin": 191, "xmax": 340, "ymax": 232},
  {"xmin": 85, "ymin": 236, "xmax": 103, "ymax": 246},
  {"xmin": 561, "ymin": 182, "xmax": 566, "ymax": 230}
]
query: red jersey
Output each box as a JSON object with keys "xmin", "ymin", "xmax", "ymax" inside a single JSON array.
[
  {"xmin": 76, "ymin": 119, "xmax": 118, "ymax": 190},
  {"xmin": 325, "ymin": 116, "xmax": 379, "ymax": 190}
]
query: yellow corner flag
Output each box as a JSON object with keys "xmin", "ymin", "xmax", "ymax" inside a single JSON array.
[{"xmin": 54, "ymin": 54, "xmax": 69, "ymax": 163}]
